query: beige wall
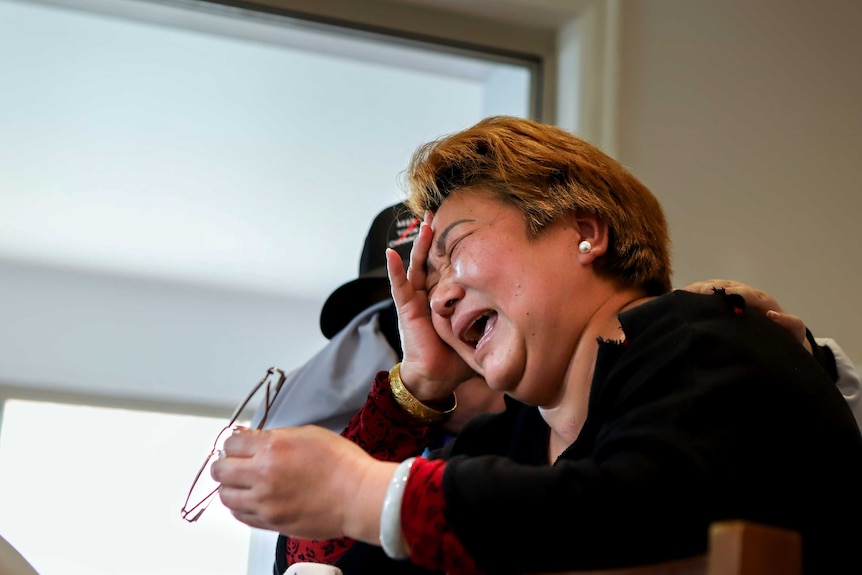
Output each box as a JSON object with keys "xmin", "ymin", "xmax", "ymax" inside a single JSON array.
[
  {"xmin": 616, "ymin": 0, "xmax": 862, "ymax": 361},
  {"xmin": 263, "ymin": 0, "xmax": 862, "ymax": 361}
]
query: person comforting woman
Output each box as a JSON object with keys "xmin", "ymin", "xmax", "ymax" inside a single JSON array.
[{"xmin": 212, "ymin": 116, "xmax": 862, "ymax": 574}]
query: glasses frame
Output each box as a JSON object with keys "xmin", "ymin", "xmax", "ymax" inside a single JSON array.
[{"xmin": 180, "ymin": 366, "xmax": 286, "ymax": 523}]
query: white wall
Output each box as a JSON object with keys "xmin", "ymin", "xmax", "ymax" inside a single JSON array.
[{"xmin": 615, "ymin": 0, "xmax": 862, "ymax": 362}]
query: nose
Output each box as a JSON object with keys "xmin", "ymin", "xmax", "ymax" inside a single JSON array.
[{"xmin": 429, "ymin": 277, "xmax": 463, "ymax": 318}]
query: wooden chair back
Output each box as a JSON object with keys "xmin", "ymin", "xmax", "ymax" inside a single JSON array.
[{"xmin": 531, "ymin": 520, "xmax": 801, "ymax": 575}]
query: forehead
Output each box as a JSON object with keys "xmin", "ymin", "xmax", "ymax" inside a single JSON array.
[
  {"xmin": 432, "ymin": 190, "xmax": 508, "ymax": 230},
  {"xmin": 428, "ymin": 192, "xmax": 523, "ymax": 263}
]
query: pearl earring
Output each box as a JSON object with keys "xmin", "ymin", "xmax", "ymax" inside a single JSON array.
[{"xmin": 578, "ymin": 240, "xmax": 592, "ymax": 254}]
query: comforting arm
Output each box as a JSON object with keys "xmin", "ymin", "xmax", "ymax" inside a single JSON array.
[{"xmin": 817, "ymin": 338, "xmax": 862, "ymax": 431}]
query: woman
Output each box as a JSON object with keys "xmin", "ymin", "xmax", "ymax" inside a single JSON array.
[{"xmin": 213, "ymin": 116, "xmax": 862, "ymax": 574}]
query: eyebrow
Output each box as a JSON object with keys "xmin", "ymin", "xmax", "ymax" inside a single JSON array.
[{"xmin": 435, "ymin": 218, "xmax": 475, "ymax": 255}]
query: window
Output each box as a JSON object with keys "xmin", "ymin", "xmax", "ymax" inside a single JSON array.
[
  {"xmin": 0, "ymin": 0, "xmax": 540, "ymax": 573},
  {"xmin": 0, "ymin": 0, "xmax": 537, "ymax": 301},
  {"xmin": 0, "ymin": 400, "xmax": 250, "ymax": 575}
]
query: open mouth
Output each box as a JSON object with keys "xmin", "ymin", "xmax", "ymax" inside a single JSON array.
[{"xmin": 461, "ymin": 312, "xmax": 495, "ymax": 348}]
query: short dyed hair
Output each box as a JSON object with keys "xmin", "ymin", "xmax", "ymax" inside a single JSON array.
[{"xmin": 403, "ymin": 116, "xmax": 672, "ymax": 295}]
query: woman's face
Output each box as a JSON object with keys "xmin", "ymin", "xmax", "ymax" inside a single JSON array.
[{"xmin": 425, "ymin": 190, "xmax": 592, "ymax": 404}]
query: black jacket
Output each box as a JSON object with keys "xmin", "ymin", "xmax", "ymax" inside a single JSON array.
[{"xmin": 332, "ymin": 290, "xmax": 862, "ymax": 574}]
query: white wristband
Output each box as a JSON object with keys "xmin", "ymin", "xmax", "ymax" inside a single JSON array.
[{"xmin": 379, "ymin": 457, "xmax": 416, "ymax": 560}]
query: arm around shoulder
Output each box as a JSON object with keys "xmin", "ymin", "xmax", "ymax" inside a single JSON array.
[{"xmin": 816, "ymin": 337, "xmax": 862, "ymax": 431}]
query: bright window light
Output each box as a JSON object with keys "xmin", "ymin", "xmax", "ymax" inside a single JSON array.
[
  {"xmin": 0, "ymin": 400, "xmax": 250, "ymax": 575},
  {"xmin": 0, "ymin": 1, "xmax": 538, "ymax": 574},
  {"xmin": 0, "ymin": 0, "xmax": 535, "ymax": 301}
]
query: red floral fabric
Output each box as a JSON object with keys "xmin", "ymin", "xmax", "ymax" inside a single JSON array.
[
  {"xmin": 403, "ymin": 457, "xmax": 484, "ymax": 574},
  {"xmin": 283, "ymin": 370, "xmax": 450, "ymax": 568}
]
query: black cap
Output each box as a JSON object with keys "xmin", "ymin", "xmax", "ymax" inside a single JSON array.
[{"xmin": 319, "ymin": 203, "xmax": 420, "ymax": 339}]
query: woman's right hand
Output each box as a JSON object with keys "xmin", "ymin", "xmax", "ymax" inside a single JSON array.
[
  {"xmin": 386, "ymin": 212, "xmax": 475, "ymax": 402},
  {"xmin": 213, "ymin": 425, "xmax": 394, "ymax": 545}
]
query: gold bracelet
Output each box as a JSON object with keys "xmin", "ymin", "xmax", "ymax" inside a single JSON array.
[{"xmin": 389, "ymin": 362, "xmax": 457, "ymax": 424}]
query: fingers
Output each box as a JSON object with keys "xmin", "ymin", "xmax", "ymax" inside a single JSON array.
[
  {"xmin": 210, "ymin": 463, "xmax": 250, "ymax": 491},
  {"xmin": 211, "ymin": 428, "xmax": 303, "ymax": 530},
  {"xmin": 210, "ymin": 428, "xmax": 262, "ymax": 487},
  {"xmin": 387, "ymin": 216, "xmax": 434, "ymax": 315},
  {"xmin": 218, "ymin": 481, "xmax": 293, "ymax": 532},
  {"xmin": 730, "ymin": 286, "xmax": 783, "ymax": 315},
  {"xmin": 683, "ymin": 279, "xmax": 812, "ymax": 353},
  {"xmin": 386, "ymin": 247, "xmax": 409, "ymax": 307},
  {"xmin": 227, "ymin": 509, "xmax": 266, "ymax": 529},
  {"xmin": 217, "ymin": 486, "xmax": 259, "ymax": 520},
  {"xmin": 683, "ymin": 279, "xmax": 743, "ymax": 295},
  {"xmin": 682, "ymin": 279, "xmax": 785, "ymax": 314},
  {"xmin": 766, "ymin": 310, "xmax": 809, "ymax": 351},
  {"xmin": 221, "ymin": 427, "xmax": 257, "ymax": 458},
  {"xmin": 406, "ymin": 215, "xmax": 433, "ymax": 288}
]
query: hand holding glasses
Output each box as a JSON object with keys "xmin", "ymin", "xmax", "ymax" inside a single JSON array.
[{"xmin": 180, "ymin": 366, "xmax": 286, "ymax": 522}]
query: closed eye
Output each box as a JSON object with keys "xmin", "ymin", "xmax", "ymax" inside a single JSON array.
[{"xmin": 447, "ymin": 236, "xmax": 463, "ymax": 260}]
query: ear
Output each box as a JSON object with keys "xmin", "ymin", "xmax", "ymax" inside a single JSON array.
[{"xmin": 574, "ymin": 213, "xmax": 609, "ymax": 263}]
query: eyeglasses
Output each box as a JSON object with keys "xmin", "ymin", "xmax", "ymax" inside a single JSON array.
[{"xmin": 180, "ymin": 366, "xmax": 286, "ymax": 523}]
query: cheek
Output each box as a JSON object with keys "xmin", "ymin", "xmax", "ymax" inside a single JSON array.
[
  {"xmin": 454, "ymin": 244, "xmax": 502, "ymax": 282},
  {"xmin": 460, "ymin": 245, "xmax": 531, "ymax": 306},
  {"xmin": 431, "ymin": 314, "xmax": 457, "ymax": 345}
]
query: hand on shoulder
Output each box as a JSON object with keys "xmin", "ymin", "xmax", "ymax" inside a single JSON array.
[{"xmin": 681, "ymin": 279, "xmax": 810, "ymax": 353}]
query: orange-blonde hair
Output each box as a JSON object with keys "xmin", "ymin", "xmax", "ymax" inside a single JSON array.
[{"xmin": 403, "ymin": 116, "xmax": 672, "ymax": 295}]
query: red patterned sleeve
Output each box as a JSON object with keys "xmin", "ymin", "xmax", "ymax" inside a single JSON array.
[
  {"xmin": 402, "ymin": 457, "xmax": 484, "ymax": 575},
  {"xmin": 342, "ymin": 370, "xmax": 435, "ymax": 461},
  {"xmin": 283, "ymin": 370, "xmax": 435, "ymax": 567}
]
